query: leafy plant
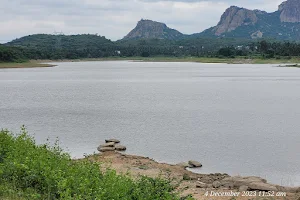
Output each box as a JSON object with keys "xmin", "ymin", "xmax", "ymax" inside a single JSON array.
[{"xmin": 0, "ymin": 128, "xmax": 185, "ymax": 200}]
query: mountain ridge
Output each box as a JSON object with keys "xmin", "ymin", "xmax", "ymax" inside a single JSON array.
[
  {"xmin": 123, "ymin": 19, "xmax": 184, "ymax": 40},
  {"xmin": 5, "ymin": 0, "xmax": 300, "ymax": 42},
  {"xmin": 197, "ymin": 0, "xmax": 300, "ymax": 40},
  {"xmin": 122, "ymin": 0, "xmax": 300, "ymax": 41}
]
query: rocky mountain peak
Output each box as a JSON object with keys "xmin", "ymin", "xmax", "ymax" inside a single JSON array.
[
  {"xmin": 213, "ymin": 6, "xmax": 258, "ymax": 36},
  {"xmin": 123, "ymin": 19, "xmax": 183, "ymax": 40},
  {"xmin": 279, "ymin": 0, "xmax": 300, "ymax": 22},
  {"xmin": 278, "ymin": 1, "xmax": 287, "ymax": 11}
]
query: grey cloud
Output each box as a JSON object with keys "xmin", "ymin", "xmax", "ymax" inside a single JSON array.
[{"xmin": 0, "ymin": 0, "xmax": 282, "ymax": 43}]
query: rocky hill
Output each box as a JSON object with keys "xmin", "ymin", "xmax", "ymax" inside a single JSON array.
[
  {"xmin": 199, "ymin": 0, "xmax": 300, "ymax": 40},
  {"xmin": 123, "ymin": 19, "xmax": 183, "ymax": 40},
  {"xmin": 280, "ymin": 0, "xmax": 300, "ymax": 22},
  {"xmin": 212, "ymin": 6, "xmax": 258, "ymax": 36}
]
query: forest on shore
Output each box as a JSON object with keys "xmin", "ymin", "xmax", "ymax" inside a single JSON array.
[{"xmin": 1, "ymin": 34, "xmax": 300, "ymax": 63}]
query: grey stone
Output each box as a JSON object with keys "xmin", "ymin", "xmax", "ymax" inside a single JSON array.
[
  {"xmin": 248, "ymin": 182, "xmax": 278, "ymax": 191},
  {"xmin": 222, "ymin": 176, "xmax": 267, "ymax": 188},
  {"xmin": 98, "ymin": 147, "xmax": 115, "ymax": 152},
  {"xmin": 212, "ymin": 181, "xmax": 221, "ymax": 188},
  {"xmin": 239, "ymin": 185, "xmax": 249, "ymax": 192},
  {"xmin": 222, "ymin": 182, "xmax": 234, "ymax": 189},
  {"xmin": 105, "ymin": 139, "xmax": 120, "ymax": 143},
  {"xmin": 115, "ymin": 144, "xmax": 126, "ymax": 151},
  {"xmin": 196, "ymin": 181, "xmax": 207, "ymax": 188},
  {"xmin": 244, "ymin": 176, "xmax": 267, "ymax": 183},
  {"xmin": 188, "ymin": 160, "xmax": 202, "ymax": 168},
  {"xmin": 100, "ymin": 142, "xmax": 115, "ymax": 147}
]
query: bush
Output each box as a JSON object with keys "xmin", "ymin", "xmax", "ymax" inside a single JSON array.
[{"xmin": 0, "ymin": 128, "xmax": 183, "ymax": 200}]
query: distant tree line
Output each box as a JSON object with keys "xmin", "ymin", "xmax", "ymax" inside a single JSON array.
[
  {"xmin": 2, "ymin": 34, "xmax": 300, "ymax": 62},
  {"xmin": 216, "ymin": 40, "xmax": 300, "ymax": 59},
  {"xmin": 0, "ymin": 45, "xmax": 27, "ymax": 62}
]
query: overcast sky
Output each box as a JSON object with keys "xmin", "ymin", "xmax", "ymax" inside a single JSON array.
[{"xmin": 0, "ymin": 0, "xmax": 284, "ymax": 43}]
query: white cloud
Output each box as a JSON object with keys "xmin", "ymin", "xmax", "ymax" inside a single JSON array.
[{"xmin": 0, "ymin": 0, "xmax": 284, "ymax": 43}]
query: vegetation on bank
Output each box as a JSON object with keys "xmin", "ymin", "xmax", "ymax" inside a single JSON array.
[
  {"xmin": 2, "ymin": 34, "xmax": 300, "ymax": 65},
  {"xmin": 0, "ymin": 45, "xmax": 28, "ymax": 63},
  {"xmin": 37, "ymin": 56, "xmax": 300, "ymax": 64},
  {"xmin": 1, "ymin": 56, "xmax": 299, "ymax": 69},
  {"xmin": 0, "ymin": 128, "xmax": 191, "ymax": 200},
  {"xmin": 0, "ymin": 61, "xmax": 55, "ymax": 69},
  {"xmin": 1, "ymin": 56, "xmax": 300, "ymax": 69}
]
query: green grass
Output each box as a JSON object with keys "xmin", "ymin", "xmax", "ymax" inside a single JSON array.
[
  {"xmin": 0, "ymin": 61, "xmax": 55, "ymax": 69},
  {"xmin": 42, "ymin": 56, "xmax": 234, "ymax": 63},
  {"xmin": 252, "ymin": 57, "xmax": 300, "ymax": 64},
  {"xmin": 0, "ymin": 127, "xmax": 187, "ymax": 200}
]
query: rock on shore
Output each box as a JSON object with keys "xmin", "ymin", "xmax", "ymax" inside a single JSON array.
[
  {"xmin": 105, "ymin": 139, "xmax": 120, "ymax": 143},
  {"xmin": 82, "ymin": 151, "xmax": 300, "ymax": 200},
  {"xmin": 98, "ymin": 139, "xmax": 126, "ymax": 152},
  {"xmin": 188, "ymin": 160, "xmax": 202, "ymax": 168}
]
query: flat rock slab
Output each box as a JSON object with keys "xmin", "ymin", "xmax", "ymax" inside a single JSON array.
[
  {"xmin": 188, "ymin": 160, "xmax": 202, "ymax": 168},
  {"xmin": 176, "ymin": 162, "xmax": 191, "ymax": 168},
  {"xmin": 239, "ymin": 185, "xmax": 249, "ymax": 192},
  {"xmin": 105, "ymin": 139, "xmax": 120, "ymax": 143},
  {"xmin": 221, "ymin": 176, "xmax": 267, "ymax": 188},
  {"xmin": 248, "ymin": 182, "xmax": 278, "ymax": 191},
  {"xmin": 219, "ymin": 176, "xmax": 290, "ymax": 192},
  {"xmin": 100, "ymin": 142, "xmax": 115, "ymax": 147},
  {"xmin": 98, "ymin": 147, "xmax": 115, "ymax": 152},
  {"xmin": 115, "ymin": 144, "xmax": 126, "ymax": 151}
]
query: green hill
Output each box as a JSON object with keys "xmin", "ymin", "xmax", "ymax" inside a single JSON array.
[{"xmin": 6, "ymin": 34, "xmax": 116, "ymax": 59}]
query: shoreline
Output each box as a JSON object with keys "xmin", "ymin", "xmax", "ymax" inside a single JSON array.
[
  {"xmin": 0, "ymin": 60, "xmax": 56, "ymax": 69},
  {"xmin": 83, "ymin": 151, "xmax": 300, "ymax": 199},
  {"xmin": 34, "ymin": 57, "xmax": 300, "ymax": 65},
  {"xmin": 1, "ymin": 57, "xmax": 300, "ymax": 69}
]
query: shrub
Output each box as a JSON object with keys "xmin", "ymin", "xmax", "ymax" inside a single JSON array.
[{"xmin": 0, "ymin": 128, "xmax": 183, "ymax": 200}]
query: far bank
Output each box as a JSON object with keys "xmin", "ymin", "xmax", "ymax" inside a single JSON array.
[
  {"xmin": 1, "ymin": 57, "xmax": 300, "ymax": 69},
  {"xmin": 0, "ymin": 60, "xmax": 56, "ymax": 69},
  {"xmin": 38, "ymin": 56, "xmax": 300, "ymax": 64}
]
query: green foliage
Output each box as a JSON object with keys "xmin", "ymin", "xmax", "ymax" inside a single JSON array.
[
  {"xmin": 0, "ymin": 128, "xmax": 183, "ymax": 200},
  {"xmin": 6, "ymin": 34, "xmax": 116, "ymax": 60},
  {"xmin": 0, "ymin": 45, "xmax": 27, "ymax": 62},
  {"xmin": 3, "ymin": 33, "xmax": 300, "ymax": 62},
  {"xmin": 217, "ymin": 47, "xmax": 236, "ymax": 57}
]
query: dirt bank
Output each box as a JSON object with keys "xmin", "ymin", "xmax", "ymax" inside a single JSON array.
[{"xmin": 85, "ymin": 152, "xmax": 300, "ymax": 200}]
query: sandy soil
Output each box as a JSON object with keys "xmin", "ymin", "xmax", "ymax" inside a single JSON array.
[{"xmin": 85, "ymin": 152, "xmax": 300, "ymax": 200}]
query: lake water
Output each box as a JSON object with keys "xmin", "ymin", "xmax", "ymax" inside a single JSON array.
[{"xmin": 0, "ymin": 61, "xmax": 299, "ymax": 186}]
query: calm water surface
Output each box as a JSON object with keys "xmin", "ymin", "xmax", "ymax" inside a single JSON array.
[{"xmin": 0, "ymin": 61, "xmax": 299, "ymax": 186}]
